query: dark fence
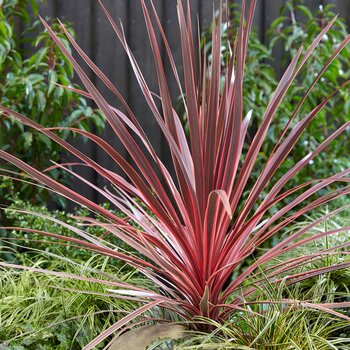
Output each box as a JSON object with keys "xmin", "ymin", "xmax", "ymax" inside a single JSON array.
[{"xmin": 38, "ymin": 0, "xmax": 350, "ymax": 204}]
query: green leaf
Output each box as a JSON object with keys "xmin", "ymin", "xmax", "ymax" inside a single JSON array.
[
  {"xmin": 22, "ymin": 132, "xmax": 33, "ymax": 151},
  {"xmin": 48, "ymin": 70, "xmax": 58, "ymax": 95},
  {"xmin": 295, "ymin": 5, "xmax": 313, "ymax": 20},
  {"xmin": 24, "ymin": 78, "xmax": 33, "ymax": 96},
  {"xmin": 36, "ymin": 90, "xmax": 47, "ymax": 112},
  {"xmin": 36, "ymin": 133, "xmax": 52, "ymax": 150},
  {"xmin": 34, "ymin": 47, "xmax": 49, "ymax": 69},
  {"xmin": 28, "ymin": 73, "xmax": 45, "ymax": 85},
  {"xmin": 30, "ymin": 0, "xmax": 39, "ymax": 16},
  {"xmin": 0, "ymin": 44, "xmax": 6, "ymax": 65}
]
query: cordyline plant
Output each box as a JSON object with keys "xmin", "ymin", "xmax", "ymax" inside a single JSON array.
[{"xmin": 1, "ymin": 0, "xmax": 350, "ymax": 348}]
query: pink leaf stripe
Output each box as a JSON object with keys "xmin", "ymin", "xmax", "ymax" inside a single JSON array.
[{"xmin": 1, "ymin": 0, "xmax": 350, "ymax": 346}]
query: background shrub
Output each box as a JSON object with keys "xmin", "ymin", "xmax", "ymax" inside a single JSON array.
[
  {"xmin": 202, "ymin": 0, "xmax": 350, "ymax": 210},
  {"xmin": 0, "ymin": 0, "xmax": 105, "ymax": 208}
]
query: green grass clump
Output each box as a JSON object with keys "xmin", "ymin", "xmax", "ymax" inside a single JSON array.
[
  {"xmin": 0, "ymin": 255, "xmax": 146, "ymax": 349},
  {"xmin": 170, "ymin": 282, "xmax": 350, "ymax": 350},
  {"xmin": 173, "ymin": 310, "xmax": 350, "ymax": 350}
]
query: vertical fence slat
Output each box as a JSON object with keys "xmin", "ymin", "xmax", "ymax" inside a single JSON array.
[
  {"xmin": 161, "ymin": 1, "xmax": 180, "ymax": 171},
  {"xmin": 127, "ymin": 0, "xmax": 164, "ymax": 167},
  {"xmin": 93, "ymin": 1, "xmax": 129, "ymax": 203},
  {"xmin": 334, "ymin": 0, "xmax": 350, "ymax": 29},
  {"xmin": 38, "ymin": 1, "xmax": 56, "ymax": 18},
  {"xmin": 262, "ymin": 0, "xmax": 286, "ymax": 77},
  {"xmin": 200, "ymin": 0, "xmax": 219, "ymax": 29},
  {"xmin": 58, "ymin": 0, "xmax": 97, "ymax": 204}
]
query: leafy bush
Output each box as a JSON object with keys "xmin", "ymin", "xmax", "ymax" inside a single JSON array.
[
  {"xmin": 268, "ymin": 0, "xmax": 350, "ymax": 186},
  {"xmin": 203, "ymin": 0, "xmax": 350, "ymax": 203},
  {"xmin": 1, "ymin": 0, "xmax": 350, "ymax": 349},
  {"xmin": 0, "ymin": 0, "xmax": 105, "ymax": 206},
  {"xmin": 1, "ymin": 183, "xmax": 134, "ymax": 264}
]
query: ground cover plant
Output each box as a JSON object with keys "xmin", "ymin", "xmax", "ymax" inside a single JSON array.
[
  {"xmin": 1, "ymin": 210, "xmax": 350, "ymax": 349},
  {"xmin": 0, "ymin": 0, "xmax": 350, "ymax": 348},
  {"xmin": 275, "ymin": 209, "xmax": 350, "ymax": 298},
  {"xmin": 0, "ymin": 255, "xmax": 143, "ymax": 349},
  {"xmin": 173, "ymin": 284, "xmax": 350, "ymax": 350}
]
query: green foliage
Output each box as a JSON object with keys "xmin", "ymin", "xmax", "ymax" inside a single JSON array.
[
  {"xmin": 0, "ymin": 0, "xmax": 105, "ymax": 205},
  {"xmin": 0, "ymin": 256, "xmax": 143, "ymax": 349},
  {"xmin": 267, "ymin": 0, "xmax": 350, "ymax": 187},
  {"xmin": 1, "ymin": 186, "xmax": 132, "ymax": 264},
  {"xmin": 173, "ymin": 282, "xmax": 350, "ymax": 349},
  {"xmin": 275, "ymin": 209, "xmax": 350, "ymax": 296},
  {"xmin": 175, "ymin": 308, "xmax": 350, "ymax": 349},
  {"xmin": 202, "ymin": 1, "xmax": 350, "ymax": 206},
  {"xmin": 0, "ymin": 189, "xmax": 152, "ymax": 349},
  {"xmin": 2, "ymin": 209, "xmax": 350, "ymax": 349}
]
